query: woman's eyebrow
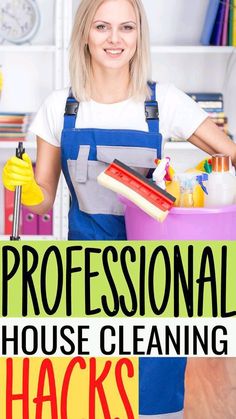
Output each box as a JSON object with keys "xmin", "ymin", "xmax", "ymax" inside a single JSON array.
[
  {"xmin": 93, "ymin": 20, "xmax": 110, "ymax": 24},
  {"xmin": 120, "ymin": 21, "xmax": 136, "ymax": 25},
  {"xmin": 93, "ymin": 20, "xmax": 136, "ymax": 25}
]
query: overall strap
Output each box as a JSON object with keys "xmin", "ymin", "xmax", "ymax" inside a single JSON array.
[
  {"xmin": 63, "ymin": 88, "xmax": 79, "ymax": 129},
  {"xmin": 145, "ymin": 81, "xmax": 159, "ymax": 133}
]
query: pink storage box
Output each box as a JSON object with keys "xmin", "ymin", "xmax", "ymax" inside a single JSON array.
[{"xmin": 119, "ymin": 196, "xmax": 236, "ymax": 240}]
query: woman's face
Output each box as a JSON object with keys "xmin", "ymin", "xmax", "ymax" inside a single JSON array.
[{"xmin": 88, "ymin": 0, "xmax": 137, "ymax": 72}]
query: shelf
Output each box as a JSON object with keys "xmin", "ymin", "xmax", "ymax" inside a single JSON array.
[
  {"xmin": 164, "ymin": 141, "xmax": 200, "ymax": 150},
  {"xmin": 151, "ymin": 46, "xmax": 236, "ymax": 54},
  {"xmin": 0, "ymin": 141, "xmax": 36, "ymax": 149},
  {"xmin": 0, "ymin": 45, "xmax": 58, "ymax": 53}
]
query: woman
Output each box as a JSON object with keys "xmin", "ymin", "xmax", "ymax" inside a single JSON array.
[{"xmin": 2, "ymin": 0, "xmax": 236, "ymax": 417}]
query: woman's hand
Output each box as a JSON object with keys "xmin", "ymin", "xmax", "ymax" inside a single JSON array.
[{"xmin": 2, "ymin": 153, "xmax": 44, "ymax": 206}]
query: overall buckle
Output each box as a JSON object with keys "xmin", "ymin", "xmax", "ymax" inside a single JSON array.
[
  {"xmin": 65, "ymin": 101, "xmax": 79, "ymax": 116},
  {"xmin": 145, "ymin": 103, "xmax": 159, "ymax": 120}
]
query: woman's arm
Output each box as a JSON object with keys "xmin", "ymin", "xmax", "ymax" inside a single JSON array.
[
  {"xmin": 188, "ymin": 117, "xmax": 236, "ymax": 167},
  {"xmin": 28, "ymin": 136, "xmax": 61, "ymax": 215}
]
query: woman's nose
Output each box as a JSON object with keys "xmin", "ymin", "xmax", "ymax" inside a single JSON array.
[{"xmin": 108, "ymin": 28, "xmax": 120, "ymax": 44}]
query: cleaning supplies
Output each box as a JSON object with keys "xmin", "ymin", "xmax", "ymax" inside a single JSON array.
[
  {"xmin": 97, "ymin": 159, "xmax": 176, "ymax": 222},
  {"xmin": 205, "ymin": 154, "xmax": 236, "ymax": 207},
  {"xmin": 166, "ymin": 178, "xmax": 180, "ymax": 206},
  {"xmin": 194, "ymin": 158, "xmax": 212, "ymax": 174},
  {"xmin": 195, "ymin": 173, "xmax": 208, "ymax": 207},
  {"xmin": 152, "ymin": 157, "xmax": 171, "ymax": 189},
  {"xmin": 173, "ymin": 173, "xmax": 207, "ymax": 208}
]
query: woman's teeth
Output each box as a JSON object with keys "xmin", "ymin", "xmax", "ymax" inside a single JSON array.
[{"xmin": 105, "ymin": 49, "xmax": 123, "ymax": 55}]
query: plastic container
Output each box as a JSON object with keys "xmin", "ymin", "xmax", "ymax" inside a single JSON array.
[
  {"xmin": 205, "ymin": 154, "xmax": 236, "ymax": 207},
  {"xmin": 119, "ymin": 195, "xmax": 236, "ymax": 240}
]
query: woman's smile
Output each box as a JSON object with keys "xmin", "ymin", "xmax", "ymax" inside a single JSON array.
[{"xmin": 104, "ymin": 48, "xmax": 124, "ymax": 57}]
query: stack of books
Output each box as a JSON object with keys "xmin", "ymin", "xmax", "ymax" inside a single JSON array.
[
  {"xmin": 201, "ymin": 0, "xmax": 236, "ymax": 46},
  {"xmin": 187, "ymin": 92, "xmax": 229, "ymax": 134},
  {"xmin": 169, "ymin": 92, "xmax": 232, "ymax": 142},
  {"xmin": 0, "ymin": 112, "xmax": 34, "ymax": 141}
]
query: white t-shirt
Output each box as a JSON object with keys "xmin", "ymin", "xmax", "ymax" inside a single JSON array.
[{"xmin": 30, "ymin": 83, "xmax": 208, "ymax": 146}]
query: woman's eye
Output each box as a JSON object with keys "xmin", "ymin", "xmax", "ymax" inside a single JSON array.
[
  {"xmin": 96, "ymin": 24, "xmax": 107, "ymax": 31},
  {"xmin": 122, "ymin": 25, "xmax": 135, "ymax": 31}
]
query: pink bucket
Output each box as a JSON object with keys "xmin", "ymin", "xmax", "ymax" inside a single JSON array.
[{"xmin": 119, "ymin": 195, "xmax": 236, "ymax": 240}]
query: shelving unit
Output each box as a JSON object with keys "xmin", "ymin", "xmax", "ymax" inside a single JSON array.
[{"xmin": 0, "ymin": 0, "xmax": 65, "ymax": 240}]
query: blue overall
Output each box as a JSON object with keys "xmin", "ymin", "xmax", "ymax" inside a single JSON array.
[{"xmin": 61, "ymin": 82, "xmax": 186, "ymax": 417}]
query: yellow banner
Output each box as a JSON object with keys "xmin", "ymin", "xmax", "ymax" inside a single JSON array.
[{"xmin": 0, "ymin": 357, "xmax": 138, "ymax": 419}]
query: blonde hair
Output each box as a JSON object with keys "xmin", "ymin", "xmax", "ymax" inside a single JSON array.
[{"xmin": 69, "ymin": 0, "xmax": 152, "ymax": 101}]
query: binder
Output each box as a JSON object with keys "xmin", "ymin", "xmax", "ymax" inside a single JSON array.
[
  {"xmin": 210, "ymin": 0, "xmax": 227, "ymax": 45},
  {"xmin": 38, "ymin": 209, "xmax": 53, "ymax": 235},
  {"xmin": 200, "ymin": 0, "xmax": 220, "ymax": 45},
  {"xmin": 21, "ymin": 205, "xmax": 38, "ymax": 235},
  {"xmin": 222, "ymin": 0, "xmax": 230, "ymax": 46},
  {"xmin": 228, "ymin": 1, "xmax": 234, "ymax": 45},
  {"xmin": 233, "ymin": 0, "xmax": 236, "ymax": 46},
  {"xmin": 4, "ymin": 188, "xmax": 22, "ymax": 235},
  {"xmin": 4, "ymin": 188, "xmax": 14, "ymax": 235}
]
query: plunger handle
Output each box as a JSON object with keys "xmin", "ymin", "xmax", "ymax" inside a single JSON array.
[{"xmin": 10, "ymin": 142, "xmax": 25, "ymax": 241}]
